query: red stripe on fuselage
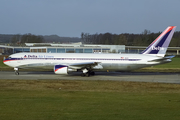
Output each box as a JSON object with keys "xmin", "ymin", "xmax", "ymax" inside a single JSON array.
[
  {"xmin": 3, "ymin": 59, "xmax": 20, "ymax": 63},
  {"xmin": 3, "ymin": 60, "xmax": 13, "ymax": 63}
]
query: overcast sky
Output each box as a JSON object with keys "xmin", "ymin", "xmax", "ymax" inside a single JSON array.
[{"xmin": 0, "ymin": 0, "xmax": 179, "ymax": 37}]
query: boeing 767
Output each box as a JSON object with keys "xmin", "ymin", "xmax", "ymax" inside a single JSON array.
[{"xmin": 3, "ymin": 26, "xmax": 176, "ymax": 76}]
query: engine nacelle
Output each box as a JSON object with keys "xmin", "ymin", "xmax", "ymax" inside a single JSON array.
[
  {"xmin": 54, "ymin": 65, "xmax": 68, "ymax": 74},
  {"xmin": 54, "ymin": 65, "xmax": 77, "ymax": 74}
]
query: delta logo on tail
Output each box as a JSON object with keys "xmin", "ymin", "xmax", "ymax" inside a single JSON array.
[
  {"xmin": 141, "ymin": 26, "xmax": 176, "ymax": 57},
  {"xmin": 151, "ymin": 46, "xmax": 165, "ymax": 51}
]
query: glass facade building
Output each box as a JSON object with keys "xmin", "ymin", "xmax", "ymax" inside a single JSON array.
[
  {"xmin": 57, "ymin": 48, "xmax": 65, "ymax": 53},
  {"xmin": 84, "ymin": 49, "xmax": 93, "ymax": 53},
  {"xmin": 66, "ymin": 49, "xmax": 75, "ymax": 53},
  {"xmin": 75, "ymin": 49, "xmax": 83, "ymax": 53},
  {"xmin": 0, "ymin": 44, "xmax": 127, "ymax": 55},
  {"xmin": 47, "ymin": 48, "xmax": 56, "ymax": 53},
  {"xmin": 14, "ymin": 48, "xmax": 30, "ymax": 53}
]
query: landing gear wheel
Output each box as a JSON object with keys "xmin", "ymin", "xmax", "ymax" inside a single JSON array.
[
  {"xmin": 14, "ymin": 68, "xmax": 19, "ymax": 75},
  {"xmin": 81, "ymin": 68, "xmax": 95, "ymax": 77},
  {"xmin": 81, "ymin": 73, "xmax": 90, "ymax": 77},
  {"xmin": 15, "ymin": 71, "xmax": 19, "ymax": 75},
  {"xmin": 85, "ymin": 73, "xmax": 90, "ymax": 77},
  {"xmin": 81, "ymin": 73, "xmax": 85, "ymax": 77},
  {"xmin": 90, "ymin": 72, "xmax": 95, "ymax": 75}
]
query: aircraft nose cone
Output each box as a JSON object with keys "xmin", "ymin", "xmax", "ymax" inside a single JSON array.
[{"xmin": 3, "ymin": 59, "xmax": 9, "ymax": 65}]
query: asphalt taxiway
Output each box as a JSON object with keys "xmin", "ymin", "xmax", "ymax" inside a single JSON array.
[{"xmin": 0, "ymin": 71, "xmax": 179, "ymax": 84}]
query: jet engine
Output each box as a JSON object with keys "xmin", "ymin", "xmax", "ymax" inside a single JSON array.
[{"xmin": 54, "ymin": 65, "xmax": 76, "ymax": 74}]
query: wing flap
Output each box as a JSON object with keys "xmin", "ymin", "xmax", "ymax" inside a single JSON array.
[{"xmin": 69, "ymin": 62, "xmax": 102, "ymax": 69}]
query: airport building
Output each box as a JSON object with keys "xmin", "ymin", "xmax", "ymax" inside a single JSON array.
[
  {"xmin": 0, "ymin": 42, "xmax": 180, "ymax": 55},
  {"xmin": 0, "ymin": 43, "xmax": 125, "ymax": 55}
]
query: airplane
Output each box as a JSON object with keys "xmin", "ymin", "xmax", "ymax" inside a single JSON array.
[{"xmin": 3, "ymin": 26, "xmax": 176, "ymax": 76}]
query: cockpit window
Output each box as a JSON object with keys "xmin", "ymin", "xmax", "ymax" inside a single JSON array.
[{"xmin": 8, "ymin": 57, "xmax": 11, "ymax": 59}]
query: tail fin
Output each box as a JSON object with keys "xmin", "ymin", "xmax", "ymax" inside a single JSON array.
[{"xmin": 141, "ymin": 26, "xmax": 176, "ymax": 57}]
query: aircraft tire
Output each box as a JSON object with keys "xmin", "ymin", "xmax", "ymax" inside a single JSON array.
[
  {"xmin": 90, "ymin": 72, "xmax": 95, "ymax": 75},
  {"xmin": 85, "ymin": 73, "xmax": 90, "ymax": 77},
  {"xmin": 81, "ymin": 73, "xmax": 85, "ymax": 77},
  {"xmin": 15, "ymin": 71, "xmax": 19, "ymax": 75}
]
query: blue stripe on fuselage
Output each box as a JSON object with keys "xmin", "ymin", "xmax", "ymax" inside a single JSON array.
[{"xmin": 3, "ymin": 58, "xmax": 141, "ymax": 61}]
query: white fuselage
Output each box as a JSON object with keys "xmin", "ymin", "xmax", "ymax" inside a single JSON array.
[
  {"xmin": 3, "ymin": 26, "xmax": 176, "ymax": 75},
  {"xmin": 4, "ymin": 52, "xmax": 168, "ymax": 72}
]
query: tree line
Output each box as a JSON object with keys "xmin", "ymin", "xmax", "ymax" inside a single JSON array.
[
  {"xmin": 11, "ymin": 34, "xmax": 44, "ymax": 45},
  {"xmin": 2, "ymin": 30, "xmax": 180, "ymax": 47},
  {"xmin": 81, "ymin": 30, "xmax": 180, "ymax": 47},
  {"xmin": 0, "ymin": 34, "xmax": 81, "ymax": 44}
]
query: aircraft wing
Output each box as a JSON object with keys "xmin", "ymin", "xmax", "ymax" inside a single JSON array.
[{"xmin": 68, "ymin": 62, "xmax": 103, "ymax": 69}]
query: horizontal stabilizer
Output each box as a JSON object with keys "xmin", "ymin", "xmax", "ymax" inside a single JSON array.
[{"xmin": 148, "ymin": 56, "xmax": 175, "ymax": 62}]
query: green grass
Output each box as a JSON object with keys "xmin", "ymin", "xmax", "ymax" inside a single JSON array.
[{"xmin": 0, "ymin": 80, "xmax": 180, "ymax": 120}]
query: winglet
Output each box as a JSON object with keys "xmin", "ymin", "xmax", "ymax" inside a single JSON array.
[{"xmin": 141, "ymin": 26, "xmax": 176, "ymax": 57}]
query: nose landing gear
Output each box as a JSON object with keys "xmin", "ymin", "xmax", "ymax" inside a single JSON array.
[{"xmin": 14, "ymin": 68, "xmax": 19, "ymax": 75}]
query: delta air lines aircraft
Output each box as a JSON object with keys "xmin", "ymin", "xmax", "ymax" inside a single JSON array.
[{"xmin": 3, "ymin": 26, "xmax": 176, "ymax": 76}]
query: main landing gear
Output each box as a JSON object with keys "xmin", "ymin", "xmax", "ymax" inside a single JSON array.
[
  {"xmin": 81, "ymin": 68, "xmax": 95, "ymax": 77},
  {"xmin": 14, "ymin": 68, "xmax": 19, "ymax": 75}
]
